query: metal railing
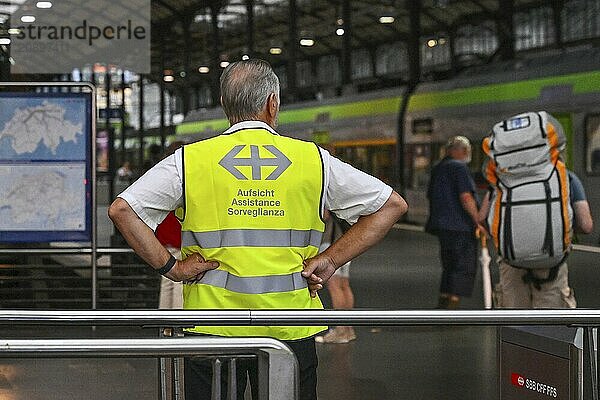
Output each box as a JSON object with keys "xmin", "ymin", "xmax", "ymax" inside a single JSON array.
[
  {"xmin": 2, "ymin": 223, "xmax": 598, "ymax": 309},
  {"xmin": 0, "ymin": 310, "xmax": 599, "ymax": 399},
  {"xmin": 0, "ymin": 336, "xmax": 298, "ymax": 400},
  {"xmin": 0, "ymin": 247, "xmax": 160, "ymax": 309},
  {"xmin": 2, "ymin": 309, "xmax": 600, "ymax": 326}
]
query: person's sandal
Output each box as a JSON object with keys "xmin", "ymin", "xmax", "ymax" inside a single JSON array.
[{"xmin": 315, "ymin": 328, "xmax": 352, "ymax": 344}]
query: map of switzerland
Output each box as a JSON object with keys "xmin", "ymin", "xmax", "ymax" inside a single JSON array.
[
  {"xmin": 0, "ymin": 97, "xmax": 88, "ymax": 233},
  {"xmin": 0, "ymin": 99, "xmax": 85, "ymax": 160},
  {"xmin": 0, "ymin": 164, "xmax": 86, "ymax": 231}
]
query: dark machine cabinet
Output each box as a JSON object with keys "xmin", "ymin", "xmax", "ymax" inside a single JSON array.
[{"xmin": 499, "ymin": 326, "xmax": 598, "ymax": 400}]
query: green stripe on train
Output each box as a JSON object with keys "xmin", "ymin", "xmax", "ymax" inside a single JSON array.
[{"xmin": 176, "ymin": 70, "xmax": 600, "ymax": 135}]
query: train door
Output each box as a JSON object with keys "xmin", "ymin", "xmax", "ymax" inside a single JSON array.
[
  {"xmin": 586, "ymin": 114, "xmax": 600, "ymax": 175},
  {"xmin": 332, "ymin": 139, "xmax": 396, "ymax": 185},
  {"xmin": 582, "ymin": 113, "xmax": 600, "ymax": 245},
  {"xmin": 403, "ymin": 143, "xmax": 434, "ymax": 224}
]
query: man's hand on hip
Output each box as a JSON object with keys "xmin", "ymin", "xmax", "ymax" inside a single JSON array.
[
  {"xmin": 302, "ymin": 255, "xmax": 337, "ymax": 297},
  {"xmin": 166, "ymin": 253, "xmax": 219, "ymax": 283}
]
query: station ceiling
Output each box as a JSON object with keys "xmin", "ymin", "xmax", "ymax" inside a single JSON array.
[{"xmin": 150, "ymin": 0, "xmax": 550, "ymax": 86}]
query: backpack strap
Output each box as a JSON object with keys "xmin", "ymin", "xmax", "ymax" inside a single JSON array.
[
  {"xmin": 537, "ymin": 112, "xmax": 546, "ymax": 138},
  {"xmin": 503, "ymin": 187, "xmax": 515, "ymax": 260},
  {"xmin": 491, "ymin": 185, "xmax": 503, "ymax": 251},
  {"xmin": 521, "ymin": 256, "xmax": 567, "ymax": 290},
  {"xmin": 542, "ymin": 180, "xmax": 555, "ymax": 258}
]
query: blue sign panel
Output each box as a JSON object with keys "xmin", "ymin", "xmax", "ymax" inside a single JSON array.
[{"xmin": 0, "ymin": 91, "xmax": 93, "ymax": 243}]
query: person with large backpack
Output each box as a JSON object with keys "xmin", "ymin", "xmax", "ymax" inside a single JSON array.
[{"xmin": 479, "ymin": 111, "xmax": 593, "ymax": 308}]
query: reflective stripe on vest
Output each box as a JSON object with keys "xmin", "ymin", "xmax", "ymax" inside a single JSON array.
[
  {"xmin": 182, "ymin": 229, "xmax": 323, "ymax": 249},
  {"xmin": 191, "ymin": 270, "xmax": 307, "ymax": 294}
]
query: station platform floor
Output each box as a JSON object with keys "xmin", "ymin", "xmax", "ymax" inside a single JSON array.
[{"xmin": 1, "ymin": 226, "xmax": 599, "ymax": 400}]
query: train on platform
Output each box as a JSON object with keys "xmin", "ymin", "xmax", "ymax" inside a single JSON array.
[{"xmin": 175, "ymin": 47, "xmax": 600, "ymax": 244}]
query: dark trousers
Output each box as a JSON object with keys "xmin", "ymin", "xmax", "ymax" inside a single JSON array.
[
  {"xmin": 184, "ymin": 336, "xmax": 318, "ymax": 400},
  {"xmin": 437, "ymin": 229, "xmax": 478, "ymax": 297}
]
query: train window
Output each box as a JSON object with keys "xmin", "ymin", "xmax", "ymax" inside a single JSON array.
[
  {"xmin": 317, "ymin": 55, "xmax": 341, "ymax": 86},
  {"xmin": 408, "ymin": 144, "xmax": 432, "ymax": 190},
  {"xmin": 585, "ymin": 114, "xmax": 600, "ymax": 175},
  {"xmin": 351, "ymin": 49, "xmax": 373, "ymax": 79},
  {"xmin": 296, "ymin": 61, "xmax": 313, "ymax": 88},
  {"xmin": 333, "ymin": 142, "xmax": 395, "ymax": 185},
  {"xmin": 514, "ymin": 7, "xmax": 554, "ymax": 50}
]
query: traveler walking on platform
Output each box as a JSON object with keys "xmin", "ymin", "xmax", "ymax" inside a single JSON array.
[
  {"xmin": 109, "ymin": 59, "xmax": 407, "ymax": 399},
  {"xmin": 480, "ymin": 112, "xmax": 593, "ymax": 308},
  {"xmin": 115, "ymin": 161, "xmax": 133, "ymax": 184},
  {"xmin": 426, "ymin": 136, "xmax": 486, "ymax": 309},
  {"xmin": 315, "ymin": 211, "xmax": 356, "ymax": 344}
]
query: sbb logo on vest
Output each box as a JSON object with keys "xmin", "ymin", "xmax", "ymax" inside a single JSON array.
[
  {"xmin": 219, "ymin": 144, "xmax": 292, "ymax": 180},
  {"xmin": 511, "ymin": 372, "xmax": 558, "ymax": 398}
]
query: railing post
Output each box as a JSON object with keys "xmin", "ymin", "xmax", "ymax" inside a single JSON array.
[
  {"xmin": 586, "ymin": 327, "xmax": 599, "ymax": 400},
  {"xmin": 159, "ymin": 327, "xmax": 185, "ymax": 400},
  {"xmin": 228, "ymin": 358, "xmax": 237, "ymax": 400},
  {"xmin": 212, "ymin": 358, "xmax": 222, "ymax": 400}
]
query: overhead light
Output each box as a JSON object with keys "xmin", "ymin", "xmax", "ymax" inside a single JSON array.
[
  {"xmin": 379, "ymin": 16, "xmax": 394, "ymax": 24},
  {"xmin": 220, "ymin": 61, "xmax": 230, "ymax": 68},
  {"xmin": 194, "ymin": 14, "xmax": 209, "ymax": 23},
  {"xmin": 242, "ymin": 54, "xmax": 249, "ymax": 60},
  {"xmin": 299, "ymin": 30, "xmax": 314, "ymax": 47},
  {"xmin": 36, "ymin": 1, "xmax": 52, "ymax": 8},
  {"xmin": 336, "ymin": 18, "xmax": 344, "ymax": 25},
  {"xmin": 427, "ymin": 39, "xmax": 437, "ymax": 47},
  {"xmin": 8, "ymin": 28, "xmax": 21, "ymax": 35},
  {"xmin": 163, "ymin": 75, "xmax": 174, "ymax": 82},
  {"xmin": 179, "ymin": 71, "xmax": 186, "ymax": 77},
  {"xmin": 21, "ymin": 15, "xmax": 36, "ymax": 23},
  {"xmin": 0, "ymin": 38, "xmax": 10, "ymax": 45},
  {"xmin": 336, "ymin": 28, "xmax": 345, "ymax": 36},
  {"xmin": 198, "ymin": 66, "xmax": 210, "ymax": 73},
  {"xmin": 269, "ymin": 47, "xmax": 282, "ymax": 55}
]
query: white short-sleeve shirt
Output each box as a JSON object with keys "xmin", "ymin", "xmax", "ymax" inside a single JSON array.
[{"xmin": 119, "ymin": 121, "xmax": 393, "ymax": 230}]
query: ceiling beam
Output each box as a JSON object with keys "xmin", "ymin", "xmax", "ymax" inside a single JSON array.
[
  {"xmin": 154, "ymin": 0, "xmax": 183, "ymax": 18},
  {"xmin": 469, "ymin": 0, "xmax": 496, "ymax": 17},
  {"xmin": 421, "ymin": 8, "xmax": 451, "ymax": 31}
]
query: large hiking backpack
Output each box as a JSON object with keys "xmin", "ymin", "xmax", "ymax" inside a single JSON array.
[{"xmin": 482, "ymin": 111, "xmax": 573, "ymax": 270}]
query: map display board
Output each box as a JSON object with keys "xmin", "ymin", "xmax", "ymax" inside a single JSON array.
[{"xmin": 0, "ymin": 91, "xmax": 93, "ymax": 243}]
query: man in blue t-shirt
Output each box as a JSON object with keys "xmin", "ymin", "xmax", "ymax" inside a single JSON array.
[{"xmin": 426, "ymin": 136, "xmax": 487, "ymax": 309}]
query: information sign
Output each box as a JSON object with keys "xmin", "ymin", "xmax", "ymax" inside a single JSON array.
[{"xmin": 0, "ymin": 90, "xmax": 93, "ymax": 242}]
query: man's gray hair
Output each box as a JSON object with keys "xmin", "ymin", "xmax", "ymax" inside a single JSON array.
[
  {"xmin": 446, "ymin": 135, "xmax": 471, "ymax": 150},
  {"xmin": 220, "ymin": 59, "xmax": 280, "ymax": 122}
]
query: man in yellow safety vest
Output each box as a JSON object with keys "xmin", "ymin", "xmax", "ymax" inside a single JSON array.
[{"xmin": 109, "ymin": 59, "xmax": 407, "ymax": 400}]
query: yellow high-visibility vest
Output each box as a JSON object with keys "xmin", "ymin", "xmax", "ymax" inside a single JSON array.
[{"xmin": 180, "ymin": 126, "xmax": 327, "ymax": 340}]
